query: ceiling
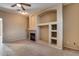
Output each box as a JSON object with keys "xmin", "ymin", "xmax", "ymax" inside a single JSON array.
[{"xmin": 0, "ymin": 3, "xmax": 57, "ymax": 14}]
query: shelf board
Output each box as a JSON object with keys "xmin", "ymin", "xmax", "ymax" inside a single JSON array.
[
  {"xmin": 37, "ymin": 23, "xmax": 49, "ymax": 26},
  {"xmin": 50, "ymin": 44, "xmax": 57, "ymax": 48},
  {"xmin": 50, "ymin": 22, "xmax": 57, "ymax": 25},
  {"xmin": 51, "ymin": 37, "xmax": 57, "ymax": 40},
  {"xmin": 37, "ymin": 22, "xmax": 57, "ymax": 26},
  {"xmin": 51, "ymin": 30, "xmax": 57, "ymax": 32}
]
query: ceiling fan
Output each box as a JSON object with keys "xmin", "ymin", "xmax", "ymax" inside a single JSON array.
[{"xmin": 11, "ymin": 3, "xmax": 31, "ymax": 11}]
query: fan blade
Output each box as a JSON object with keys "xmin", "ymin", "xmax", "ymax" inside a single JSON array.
[
  {"xmin": 20, "ymin": 3, "xmax": 31, "ymax": 7},
  {"xmin": 21, "ymin": 5, "xmax": 25, "ymax": 10},
  {"xmin": 11, "ymin": 4, "xmax": 16, "ymax": 7}
]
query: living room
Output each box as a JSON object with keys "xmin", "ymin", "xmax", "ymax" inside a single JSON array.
[{"xmin": 0, "ymin": 3, "xmax": 79, "ymax": 56}]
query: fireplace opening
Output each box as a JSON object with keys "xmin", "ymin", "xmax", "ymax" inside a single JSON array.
[{"xmin": 30, "ymin": 33, "xmax": 36, "ymax": 41}]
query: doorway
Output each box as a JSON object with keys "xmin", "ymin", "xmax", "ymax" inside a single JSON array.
[{"xmin": 0, "ymin": 18, "xmax": 2, "ymax": 44}]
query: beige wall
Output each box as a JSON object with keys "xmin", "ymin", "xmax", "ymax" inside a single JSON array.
[
  {"xmin": 40, "ymin": 26, "xmax": 49, "ymax": 43},
  {"xmin": 0, "ymin": 11, "xmax": 28, "ymax": 42},
  {"xmin": 64, "ymin": 4, "xmax": 79, "ymax": 50}
]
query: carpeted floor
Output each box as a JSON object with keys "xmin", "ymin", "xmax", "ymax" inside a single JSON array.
[{"xmin": 1, "ymin": 40, "xmax": 79, "ymax": 56}]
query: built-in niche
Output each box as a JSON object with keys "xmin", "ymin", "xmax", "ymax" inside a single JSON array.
[
  {"xmin": 38, "ymin": 10, "xmax": 57, "ymax": 24},
  {"xmin": 39, "ymin": 25, "xmax": 49, "ymax": 43},
  {"xmin": 51, "ymin": 24, "xmax": 57, "ymax": 30},
  {"xmin": 36, "ymin": 4, "xmax": 63, "ymax": 49},
  {"xmin": 51, "ymin": 32, "xmax": 57, "ymax": 37},
  {"xmin": 51, "ymin": 39, "xmax": 57, "ymax": 45},
  {"xmin": 37, "ymin": 10, "xmax": 57, "ymax": 44}
]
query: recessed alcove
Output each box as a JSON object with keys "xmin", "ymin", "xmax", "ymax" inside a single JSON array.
[
  {"xmin": 36, "ymin": 4, "xmax": 63, "ymax": 49},
  {"xmin": 38, "ymin": 10, "xmax": 57, "ymax": 24}
]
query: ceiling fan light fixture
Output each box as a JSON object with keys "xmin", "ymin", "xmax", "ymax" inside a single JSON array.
[
  {"xmin": 11, "ymin": 3, "xmax": 31, "ymax": 15},
  {"xmin": 16, "ymin": 4, "xmax": 21, "ymax": 7},
  {"xmin": 18, "ymin": 11, "xmax": 28, "ymax": 15}
]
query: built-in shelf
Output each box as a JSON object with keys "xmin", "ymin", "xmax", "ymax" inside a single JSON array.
[
  {"xmin": 51, "ymin": 39, "xmax": 57, "ymax": 45},
  {"xmin": 37, "ymin": 9, "xmax": 59, "ymax": 48},
  {"xmin": 36, "ymin": 4, "xmax": 63, "ymax": 49},
  {"xmin": 51, "ymin": 30, "xmax": 57, "ymax": 32},
  {"xmin": 49, "ymin": 22, "xmax": 57, "ymax": 46},
  {"xmin": 37, "ymin": 22, "xmax": 57, "ymax": 26},
  {"xmin": 51, "ymin": 24, "xmax": 57, "ymax": 30},
  {"xmin": 49, "ymin": 22, "xmax": 57, "ymax": 24},
  {"xmin": 51, "ymin": 37, "xmax": 57, "ymax": 40},
  {"xmin": 37, "ymin": 23, "xmax": 49, "ymax": 26},
  {"xmin": 51, "ymin": 32, "xmax": 57, "ymax": 37}
]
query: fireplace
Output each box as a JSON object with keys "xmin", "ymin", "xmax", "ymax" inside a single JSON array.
[{"xmin": 30, "ymin": 33, "xmax": 36, "ymax": 41}]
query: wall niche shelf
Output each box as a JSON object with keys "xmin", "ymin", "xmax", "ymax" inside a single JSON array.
[
  {"xmin": 51, "ymin": 39, "xmax": 57, "ymax": 45},
  {"xmin": 51, "ymin": 37, "xmax": 57, "ymax": 40},
  {"xmin": 38, "ymin": 22, "xmax": 57, "ymax": 26},
  {"xmin": 36, "ymin": 4, "xmax": 63, "ymax": 49},
  {"xmin": 51, "ymin": 30, "xmax": 57, "ymax": 32},
  {"xmin": 37, "ymin": 9, "xmax": 58, "ymax": 47},
  {"xmin": 37, "ymin": 23, "xmax": 49, "ymax": 26},
  {"xmin": 49, "ymin": 23, "xmax": 57, "ymax": 47}
]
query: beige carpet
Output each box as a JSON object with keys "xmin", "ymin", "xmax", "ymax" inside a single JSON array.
[{"xmin": 2, "ymin": 40, "xmax": 79, "ymax": 56}]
